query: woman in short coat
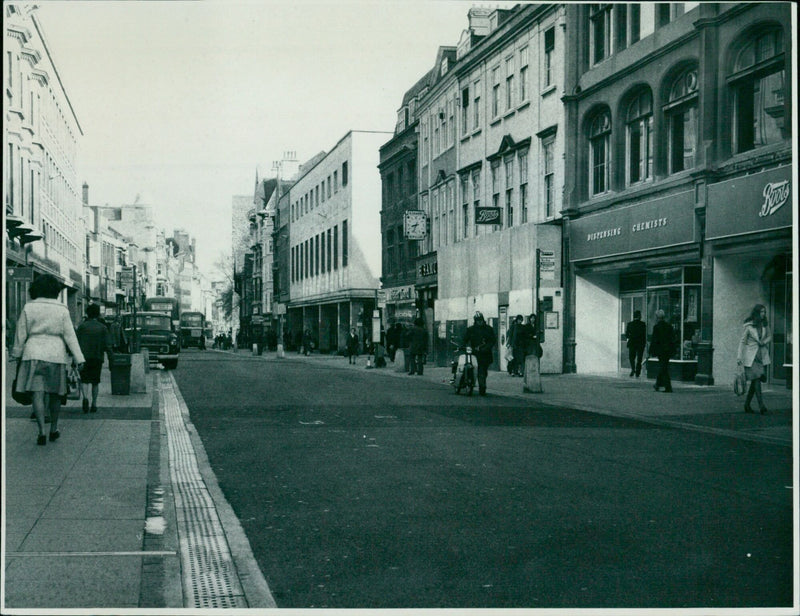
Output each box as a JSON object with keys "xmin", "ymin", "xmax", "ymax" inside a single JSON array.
[
  {"xmin": 11, "ymin": 274, "xmax": 85, "ymax": 445},
  {"xmin": 737, "ymin": 304, "xmax": 771, "ymax": 414}
]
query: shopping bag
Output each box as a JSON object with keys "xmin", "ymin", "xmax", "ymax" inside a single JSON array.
[
  {"xmin": 65, "ymin": 365, "xmax": 82, "ymax": 401},
  {"xmin": 733, "ymin": 369, "xmax": 747, "ymax": 396},
  {"xmin": 12, "ymin": 363, "xmax": 33, "ymax": 406}
]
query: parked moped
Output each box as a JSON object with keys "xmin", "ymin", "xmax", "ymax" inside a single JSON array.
[{"xmin": 451, "ymin": 344, "xmax": 476, "ymax": 396}]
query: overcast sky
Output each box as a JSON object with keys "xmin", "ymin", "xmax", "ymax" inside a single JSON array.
[{"xmin": 35, "ymin": 0, "xmax": 484, "ymax": 275}]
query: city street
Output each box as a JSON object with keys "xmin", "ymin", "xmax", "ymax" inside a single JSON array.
[{"xmin": 174, "ymin": 349, "xmax": 794, "ymax": 609}]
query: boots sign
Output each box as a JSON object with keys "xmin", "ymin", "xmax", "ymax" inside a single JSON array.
[{"xmin": 475, "ymin": 206, "xmax": 501, "ymax": 225}]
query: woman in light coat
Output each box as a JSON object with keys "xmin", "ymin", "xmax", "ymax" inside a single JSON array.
[
  {"xmin": 11, "ymin": 274, "xmax": 85, "ymax": 445},
  {"xmin": 737, "ymin": 304, "xmax": 771, "ymax": 414}
]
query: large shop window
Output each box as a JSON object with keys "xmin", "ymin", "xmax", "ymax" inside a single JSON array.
[
  {"xmin": 646, "ymin": 266, "xmax": 701, "ymax": 360},
  {"xmin": 729, "ymin": 28, "xmax": 786, "ymax": 153}
]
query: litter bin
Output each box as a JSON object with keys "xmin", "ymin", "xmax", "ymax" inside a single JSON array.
[{"xmin": 110, "ymin": 353, "xmax": 132, "ymax": 395}]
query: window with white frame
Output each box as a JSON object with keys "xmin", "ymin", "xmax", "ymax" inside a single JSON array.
[
  {"xmin": 471, "ymin": 168, "xmax": 481, "ymax": 235},
  {"xmin": 589, "ymin": 110, "xmax": 611, "ymax": 196},
  {"xmin": 665, "ymin": 67, "xmax": 698, "ymax": 173},
  {"xmin": 461, "ymin": 174, "xmax": 469, "ymax": 238},
  {"xmin": 491, "ymin": 161, "xmax": 500, "ymax": 214},
  {"xmin": 626, "ymin": 89, "xmax": 653, "ymax": 185},
  {"xmin": 449, "ymin": 98, "xmax": 455, "ymax": 146},
  {"xmin": 542, "ymin": 137, "xmax": 555, "ymax": 217},
  {"xmin": 448, "ymin": 182, "xmax": 455, "ymax": 243},
  {"xmin": 505, "ymin": 57, "xmax": 515, "ymax": 110},
  {"xmin": 520, "ymin": 46, "xmax": 529, "ymax": 101},
  {"xmin": 492, "ymin": 67, "xmax": 500, "ymax": 117},
  {"xmin": 543, "ymin": 28, "xmax": 555, "ymax": 87},
  {"xmin": 518, "ymin": 150, "xmax": 529, "ymax": 224},
  {"xmin": 461, "ymin": 87, "xmax": 470, "ymax": 135},
  {"xmin": 590, "ymin": 4, "xmax": 612, "ymax": 65},
  {"xmin": 504, "ymin": 158, "xmax": 514, "ymax": 227},
  {"xmin": 730, "ymin": 28, "xmax": 786, "ymax": 153}
]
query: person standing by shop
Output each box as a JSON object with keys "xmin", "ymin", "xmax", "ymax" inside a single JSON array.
[
  {"xmin": 464, "ymin": 312, "xmax": 495, "ymax": 396},
  {"xmin": 737, "ymin": 304, "xmax": 771, "ymax": 414},
  {"xmin": 625, "ymin": 310, "xmax": 647, "ymax": 378},
  {"xmin": 76, "ymin": 303, "xmax": 114, "ymax": 414},
  {"xmin": 649, "ymin": 309, "xmax": 674, "ymax": 393},
  {"xmin": 346, "ymin": 328, "xmax": 359, "ymax": 364},
  {"xmin": 408, "ymin": 318, "xmax": 428, "ymax": 376},
  {"xmin": 10, "ymin": 274, "xmax": 85, "ymax": 446}
]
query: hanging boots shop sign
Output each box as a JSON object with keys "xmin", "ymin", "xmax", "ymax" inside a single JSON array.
[{"xmin": 706, "ymin": 165, "xmax": 792, "ymax": 241}]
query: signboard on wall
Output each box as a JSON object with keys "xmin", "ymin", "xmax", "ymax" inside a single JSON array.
[
  {"xmin": 706, "ymin": 165, "xmax": 792, "ymax": 241},
  {"xmin": 475, "ymin": 207, "xmax": 502, "ymax": 225},
  {"xmin": 569, "ymin": 191, "xmax": 695, "ymax": 262}
]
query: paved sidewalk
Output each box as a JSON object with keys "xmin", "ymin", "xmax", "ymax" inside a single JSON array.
[
  {"xmin": 2, "ymin": 363, "xmax": 180, "ymax": 610},
  {"xmin": 232, "ymin": 347, "xmax": 795, "ymax": 447}
]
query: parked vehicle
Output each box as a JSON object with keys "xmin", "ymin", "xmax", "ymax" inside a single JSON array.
[
  {"xmin": 451, "ymin": 343, "xmax": 476, "ymax": 396},
  {"xmin": 121, "ymin": 311, "xmax": 180, "ymax": 370},
  {"xmin": 179, "ymin": 311, "xmax": 206, "ymax": 349}
]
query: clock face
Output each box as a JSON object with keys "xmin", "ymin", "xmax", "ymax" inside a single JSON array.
[{"xmin": 404, "ymin": 211, "xmax": 427, "ymax": 240}]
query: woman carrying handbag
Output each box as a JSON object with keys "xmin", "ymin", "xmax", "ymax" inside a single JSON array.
[
  {"xmin": 737, "ymin": 304, "xmax": 772, "ymax": 414},
  {"xmin": 10, "ymin": 274, "xmax": 85, "ymax": 446}
]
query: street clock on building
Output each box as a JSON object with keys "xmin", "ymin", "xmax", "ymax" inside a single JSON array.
[{"xmin": 403, "ymin": 210, "xmax": 427, "ymax": 240}]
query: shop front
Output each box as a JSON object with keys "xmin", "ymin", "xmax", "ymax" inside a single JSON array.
[
  {"xmin": 570, "ymin": 189, "xmax": 701, "ymax": 379},
  {"xmin": 415, "ymin": 252, "xmax": 440, "ymax": 364},
  {"xmin": 705, "ymin": 164, "xmax": 793, "ymax": 388},
  {"xmin": 383, "ymin": 284, "xmax": 416, "ymax": 326}
]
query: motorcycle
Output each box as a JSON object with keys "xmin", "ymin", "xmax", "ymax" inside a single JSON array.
[{"xmin": 451, "ymin": 344, "xmax": 476, "ymax": 396}]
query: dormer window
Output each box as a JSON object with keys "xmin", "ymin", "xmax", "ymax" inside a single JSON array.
[{"xmin": 441, "ymin": 58, "xmax": 449, "ymax": 76}]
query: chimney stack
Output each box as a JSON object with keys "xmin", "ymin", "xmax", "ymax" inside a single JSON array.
[{"xmin": 82, "ymin": 182, "xmax": 89, "ymax": 205}]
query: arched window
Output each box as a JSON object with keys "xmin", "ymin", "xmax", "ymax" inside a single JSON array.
[
  {"xmin": 626, "ymin": 89, "xmax": 653, "ymax": 185},
  {"xmin": 729, "ymin": 28, "xmax": 785, "ymax": 153},
  {"xmin": 664, "ymin": 66, "xmax": 698, "ymax": 174},
  {"xmin": 589, "ymin": 110, "xmax": 611, "ymax": 195}
]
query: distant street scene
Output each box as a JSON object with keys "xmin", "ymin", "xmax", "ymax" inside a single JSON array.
[{"xmin": 3, "ymin": 1, "xmax": 796, "ymax": 613}]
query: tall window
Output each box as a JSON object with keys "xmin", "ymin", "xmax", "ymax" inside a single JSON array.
[
  {"xmin": 342, "ymin": 161, "xmax": 348, "ymax": 186},
  {"xmin": 589, "ymin": 110, "xmax": 611, "ymax": 195},
  {"xmin": 334, "ymin": 170, "xmax": 338, "ymax": 193},
  {"xmin": 505, "ymin": 57, "xmax": 515, "ymax": 110},
  {"xmin": 731, "ymin": 28, "xmax": 786, "ymax": 153},
  {"xmin": 472, "ymin": 169, "xmax": 481, "ymax": 235},
  {"xmin": 386, "ymin": 229, "xmax": 395, "ymax": 274},
  {"xmin": 504, "ymin": 158, "xmax": 514, "ymax": 227},
  {"xmin": 492, "ymin": 67, "xmax": 500, "ymax": 117},
  {"xmin": 542, "ymin": 138, "xmax": 555, "ymax": 217},
  {"xmin": 473, "ymin": 80, "xmax": 481, "ymax": 129},
  {"xmin": 433, "ymin": 114, "xmax": 440, "ymax": 157},
  {"xmin": 520, "ymin": 46, "xmax": 529, "ymax": 101},
  {"xmin": 491, "ymin": 162, "xmax": 500, "ymax": 211},
  {"xmin": 626, "ymin": 89, "xmax": 653, "ymax": 184},
  {"xmin": 342, "ymin": 219, "xmax": 348, "ymax": 267},
  {"xmin": 461, "ymin": 87, "xmax": 470, "ymax": 135},
  {"xmin": 422, "ymin": 120, "xmax": 428, "ymax": 165},
  {"xmin": 321, "ymin": 232, "xmax": 326, "ymax": 272},
  {"xmin": 461, "ymin": 174, "xmax": 469, "ymax": 238},
  {"xmin": 665, "ymin": 67, "xmax": 698, "ymax": 173},
  {"xmin": 519, "ymin": 150, "xmax": 529, "ymax": 223},
  {"xmin": 543, "ymin": 28, "xmax": 555, "ymax": 87},
  {"xmin": 590, "ymin": 4, "xmax": 612, "ymax": 65},
  {"xmin": 327, "ymin": 228, "xmax": 332, "ymax": 272},
  {"xmin": 448, "ymin": 99, "xmax": 455, "ymax": 145},
  {"xmin": 333, "ymin": 225, "xmax": 338, "ymax": 269}
]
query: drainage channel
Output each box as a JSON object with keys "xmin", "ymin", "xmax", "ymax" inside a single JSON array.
[{"xmin": 160, "ymin": 371, "xmax": 248, "ymax": 608}]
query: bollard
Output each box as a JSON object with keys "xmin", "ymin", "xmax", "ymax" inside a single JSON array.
[
  {"xmin": 523, "ymin": 355, "xmax": 543, "ymax": 393},
  {"xmin": 252, "ymin": 343, "xmax": 258, "ymax": 355}
]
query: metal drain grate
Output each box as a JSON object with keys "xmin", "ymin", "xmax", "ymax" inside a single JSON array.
[{"xmin": 160, "ymin": 372, "xmax": 248, "ymax": 608}]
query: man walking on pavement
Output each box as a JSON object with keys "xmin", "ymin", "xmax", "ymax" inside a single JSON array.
[
  {"xmin": 464, "ymin": 311, "xmax": 495, "ymax": 396},
  {"xmin": 408, "ymin": 317, "xmax": 428, "ymax": 376},
  {"xmin": 625, "ymin": 310, "xmax": 647, "ymax": 378}
]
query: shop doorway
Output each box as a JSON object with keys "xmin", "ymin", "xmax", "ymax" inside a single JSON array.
[
  {"xmin": 769, "ymin": 266, "xmax": 791, "ymax": 385},
  {"xmin": 620, "ymin": 293, "xmax": 645, "ymax": 372}
]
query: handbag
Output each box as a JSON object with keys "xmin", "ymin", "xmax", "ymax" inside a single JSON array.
[
  {"xmin": 505, "ymin": 347, "xmax": 514, "ymax": 362},
  {"xmin": 65, "ymin": 364, "xmax": 82, "ymax": 401},
  {"xmin": 733, "ymin": 369, "xmax": 748, "ymax": 396},
  {"xmin": 12, "ymin": 363, "xmax": 33, "ymax": 406}
]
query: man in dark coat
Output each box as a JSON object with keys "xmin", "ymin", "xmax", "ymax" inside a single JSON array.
[
  {"xmin": 463, "ymin": 311, "xmax": 495, "ymax": 395},
  {"xmin": 408, "ymin": 318, "xmax": 428, "ymax": 375},
  {"xmin": 625, "ymin": 310, "xmax": 647, "ymax": 377},
  {"xmin": 76, "ymin": 304, "xmax": 114, "ymax": 413},
  {"xmin": 649, "ymin": 309, "xmax": 675, "ymax": 392}
]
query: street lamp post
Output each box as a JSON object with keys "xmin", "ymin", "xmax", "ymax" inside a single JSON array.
[{"xmin": 273, "ymin": 159, "xmax": 285, "ymax": 359}]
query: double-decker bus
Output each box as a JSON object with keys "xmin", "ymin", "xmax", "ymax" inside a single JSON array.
[
  {"xmin": 143, "ymin": 297, "xmax": 180, "ymax": 330},
  {"xmin": 180, "ymin": 311, "xmax": 206, "ymax": 349}
]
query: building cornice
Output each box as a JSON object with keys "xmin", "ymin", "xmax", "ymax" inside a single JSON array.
[
  {"xmin": 31, "ymin": 68, "xmax": 49, "ymax": 86},
  {"xmin": 21, "ymin": 46, "xmax": 41, "ymax": 66},
  {"xmin": 6, "ymin": 24, "xmax": 32, "ymax": 44}
]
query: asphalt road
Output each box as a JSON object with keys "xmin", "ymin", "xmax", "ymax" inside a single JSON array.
[{"xmin": 173, "ymin": 350, "xmax": 794, "ymax": 609}]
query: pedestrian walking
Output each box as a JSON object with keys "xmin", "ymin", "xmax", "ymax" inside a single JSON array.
[
  {"xmin": 302, "ymin": 329, "xmax": 313, "ymax": 356},
  {"xmin": 10, "ymin": 274, "xmax": 85, "ymax": 446},
  {"xmin": 649, "ymin": 309, "xmax": 675, "ymax": 393},
  {"xmin": 625, "ymin": 310, "xmax": 647, "ymax": 378},
  {"xmin": 506, "ymin": 315, "xmax": 524, "ymax": 376},
  {"xmin": 737, "ymin": 304, "xmax": 771, "ymax": 414},
  {"xmin": 386, "ymin": 322, "xmax": 400, "ymax": 362},
  {"xmin": 76, "ymin": 303, "xmax": 114, "ymax": 414},
  {"xmin": 463, "ymin": 311, "xmax": 495, "ymax": 395},
  {"xmin": 408, "ymin": 318, "xmax": 428, "ymax": 375},
  {"xmin": 522, "ymin": 313, "xmax": 541, "ymax": 372},
  {"xmin": 346, "ymin": 328, "xmax": 359, "ymax": 364}
]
